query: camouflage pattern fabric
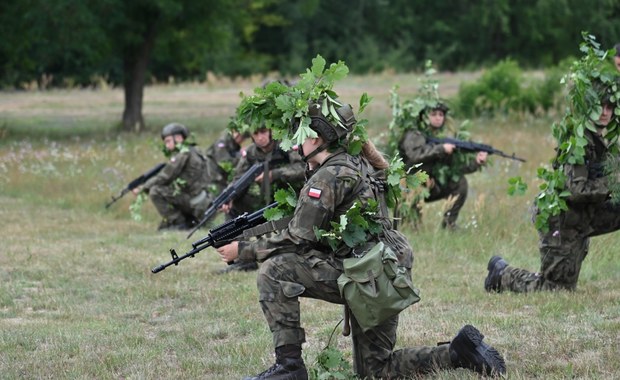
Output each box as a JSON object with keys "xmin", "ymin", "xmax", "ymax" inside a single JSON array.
[
  {"xmin": 237, "ymin": 150, "xmax": 455, "ymax": 378},
  {"xmin": 399, "ymin": 130, "xmax": 481, "ymax": 226},
  {"xmin": 206, "ymin": 131, "xmax": 244, "ymax": 166},
  {"xmin": 229, "ymin": 142, "xmax": 305, "ymax": 216},
  {"xmin": 500, "ymin": 129, "xmax": 620, "ymax": 292},
  {"xmin": 205, "ymin": 132, "xmax": 243, "ymax": 189},
  {"xmin": 143, "ymin": 145, "xmax": 211, "ymax": 225},
  {"xmin": 423, "ymin": 175, "xmax": 468, "ymax": 227}
]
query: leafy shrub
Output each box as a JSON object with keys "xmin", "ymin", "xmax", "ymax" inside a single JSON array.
[{"xmin": 456, "ymin": 59, "xmax": 564, "ymax": 117}]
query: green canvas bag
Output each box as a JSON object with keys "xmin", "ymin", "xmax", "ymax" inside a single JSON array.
[{"xmin": 337, "ymin": 242, "xmax": 420, "ymax": 332}]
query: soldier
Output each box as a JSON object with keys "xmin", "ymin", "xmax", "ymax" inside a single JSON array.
[
  {"xmin": 614, "ymin": 43, "xmax": 620, "ymax": 72},
  {"xmin": 218, "ymin": 126, "xmax": 305, "ymax": 272},
  {"xmin": 217, "ymin": 101, "xmax": 506, "ymax": 379},
  {"xmin": 485, "ymin": 80, "xmax": 620, "ymax": 293},
  {"xmin": 132, "ymin": 123, "xmax": 212, "ymax": 231},
  {"xmin": 399, "ymin": 103, "xmax": 488, "ymax": 229},
  {"xmin": 203, "ymin": 127, "xmax": 249, "ymax": 195},
  {"xmin": 224, "ymin": 126, "xmax": 305, "ymax": 219}
]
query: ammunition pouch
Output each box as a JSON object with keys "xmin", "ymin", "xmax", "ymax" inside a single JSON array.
[{"xmin": 337, "ymin": 242, "xmax": 420, "ymax": 331}]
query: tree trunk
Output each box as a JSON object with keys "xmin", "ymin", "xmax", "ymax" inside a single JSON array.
[{"xmin": 121, "ymin": 23, "xmax": 158, "ymax": 132}]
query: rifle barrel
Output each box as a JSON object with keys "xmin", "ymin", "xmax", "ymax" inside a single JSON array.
[
  {"xmin": 186, "ymin": 162, "xmax": 264, "ymax": 239},
  {"xmin": 153, "ymin": 202, "xmax": 279, "ymax": 274}
]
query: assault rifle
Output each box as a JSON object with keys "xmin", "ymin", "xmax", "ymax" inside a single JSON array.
[
  {"xmin": 152, "ymin": 202, "xmax": 278, "ymax": 273},
  {"xmin": 105, "ymin": 163, "xmax": 166, "ymax": 208},
  {"xmin": 427, "ymin": 136, "xmax": 526, "ymax": 162},
  {"xmin": 186, "ymin": 162, "xmax": 264, "ymax": 239}
]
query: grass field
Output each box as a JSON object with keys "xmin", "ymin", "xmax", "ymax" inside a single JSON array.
[{"xmin": 1, "ymin": 72, "xmax": 619, "ymax": 379}]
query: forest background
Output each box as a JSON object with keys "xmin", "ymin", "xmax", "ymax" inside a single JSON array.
[
  {"xmin": 1, "ymin": 1, "xmax": 620, "ymax": 379},
  {"xmin": 2, "ymin": 0, "xmax": 620, "ymax": 130}
]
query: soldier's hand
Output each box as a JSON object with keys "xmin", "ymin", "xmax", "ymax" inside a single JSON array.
[
  {"xmin": 131, "ymin": 186, "xmax": 143, "ymax": 195},
  {"xmin": 219, "ymin": 201, "xmax": 232, "ymax": 213},
  {"xmin": 255, "ymin": 171, "xmax": 273, "ymax": 184},
  {"xmin": 426, "ymin": 178, "xmax": 435, "ymax": 189},
  {"xmin": 216, "ymin": 241, "xmax": 239, "ymax": 263},
  {"xmin": 443, "ymin": 143, "xmax": 455, "ymax": 154}
]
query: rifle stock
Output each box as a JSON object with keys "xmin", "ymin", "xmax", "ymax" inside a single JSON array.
[
  {"xmin": 105, "ymin": 162, "xmax": 166, "ymax": 208},
  {"xmin": 152, "ymin": 202, "xmax": 278, "ymax": 273},
  {"xmin": 186, "ymin": 162, "xmax": 264, "ymax": 239},
  {"xmin": 427, "ymin": 136, "xmax": 526, "ymax": 162}
]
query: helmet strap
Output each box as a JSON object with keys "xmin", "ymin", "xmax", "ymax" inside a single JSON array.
[{"xmin": 301, "ymin": 140, "xmax": 331, "ymax": 163}]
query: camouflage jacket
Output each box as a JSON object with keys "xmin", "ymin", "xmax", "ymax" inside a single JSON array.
[
  {"xmin": 399, "ymin": 129, "xmax": 481, "ymax": 184},
  {"xmin": 231, "ymin": 141, "xmax": 305, "ymax": 205},
  {"xmin": 206, "ymin": 132, "xmax": 243, "ymax": 168},
  {"xmin": 563, "ymin": 128, "xmax": 610, "ymax": 204},
  {"xmin": 237, "ymin": 150, "xmax": 413, "ymax": 268},
  {"xmin": 143, "ymin": 145, "xmax": 209, "ymax": 197}
]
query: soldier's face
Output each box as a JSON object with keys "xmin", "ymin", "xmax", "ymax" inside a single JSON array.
[
  {"xmin": 163, "ymin": 134, "xmax": 184, "ymax": 151},
  {"xmin": 252, "ymin": 129, "xmax": 272, "ymax": 150},
  {"xmin": 597, "ymin": 103, "xmax": 614, "ymax": 127},
  {"xmin": 428, "ymin": 110, "xmax": 445, "ymax": 128},
  {"xmin": 301, "ymin": 137, "xmax": 322, "ymax": 166},
  {"xmin": 232, "ymin": 131, "xmax": 245, "ymax": 144},
  {"xmin": 614, "ymin": 56, "xmax": 620, "ymax": 72}
]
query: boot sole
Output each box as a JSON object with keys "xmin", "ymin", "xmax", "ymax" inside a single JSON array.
[{"xmin": 452, "ymin": 325, "xmax": 506, "ymax": 376}]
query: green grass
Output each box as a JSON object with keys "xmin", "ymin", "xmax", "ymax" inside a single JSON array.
[{"xmin": 1, "ymin": 73, "xmax": 619, "ymax": 379}]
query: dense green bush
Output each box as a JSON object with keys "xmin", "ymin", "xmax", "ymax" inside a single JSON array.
[{"xmin": 456, "ymin": 60, "xmax": 565, "ymax": 117}]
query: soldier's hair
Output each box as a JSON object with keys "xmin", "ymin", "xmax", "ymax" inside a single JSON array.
[
  {"xmin": 361, "ymin": 140, "xmax": 389, "ymax": 170},
  {"xmin": 615, "ymin": 43, "xmax": 620, "ymax": 57}
]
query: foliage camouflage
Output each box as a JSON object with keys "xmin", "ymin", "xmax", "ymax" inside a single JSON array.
[{"xmin": 534, "ymin": 33, "xmax": 620, "ymax": 232}]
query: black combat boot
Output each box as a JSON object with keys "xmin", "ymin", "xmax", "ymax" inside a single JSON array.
[
  {"xmin": 484, "ymin": 256, "xmax": 508, "ymax": 292},
  {"xmin": 244, "ymin": 345, "xmax": 307, "ymax": 380},
  {"xmin": 441, "ymin": 212, "xmax": 458, "ymax": 231},
  {"xmin": 449, "ymin": 324, "xmax": 506, "ymax": 377}
]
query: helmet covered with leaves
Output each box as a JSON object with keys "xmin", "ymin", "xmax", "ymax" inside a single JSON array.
[
  {"xmin": 592, "ymin": 79, "xmax": 617, "ymax": 106},
  {"xmin": 161, "ymin": 123, "xmax": 189, "ymax": 139},
  {"xmin": 306, "ymin": 99, "xmax": 356, "ymax": 143},
  {"xmin": 428, "ymin": 101, "xmax": 449, "ymax": 114}
]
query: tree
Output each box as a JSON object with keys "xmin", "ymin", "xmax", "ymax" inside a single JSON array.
[
  {"xmin": 95, "ymin": 0, "xmax": 258, "ymax": 131},
  {"xmin": 0, "ymin": 0, "xmax": 263, "ymax": 132}
]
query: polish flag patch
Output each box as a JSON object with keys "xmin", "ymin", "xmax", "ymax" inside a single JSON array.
[{"xmin": 308, "ymin": 187, "xmax": 322, "ymax": 199}]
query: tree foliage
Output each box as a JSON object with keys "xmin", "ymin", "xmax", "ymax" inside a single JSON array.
[
  {"xmin": 3, "ymin": 0, "xmax": 620, "ymax": 90},
  {"xmin": 2, "ymin": 0, "xmax": 620, "ymax": 131}
]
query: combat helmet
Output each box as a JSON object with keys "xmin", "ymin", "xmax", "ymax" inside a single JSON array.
[
  {"xmin": 420, "ymin": 101, "xmax": 449, "ymax": 117},
  {"xmin": 307, "ymin": 100, "xmax": 356, "ymax": 143},
  {"xmin": 432, "ymin": 101, "xmax": 450, "ymax": 113},
  {"xmin": 161, "ymin": 123, "xmax": 189, "ymax": 139}
]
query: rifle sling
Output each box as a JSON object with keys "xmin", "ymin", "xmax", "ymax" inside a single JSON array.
[{"xmin": 242, "ymin": 216, "xmax": 293, "ymax": 239}]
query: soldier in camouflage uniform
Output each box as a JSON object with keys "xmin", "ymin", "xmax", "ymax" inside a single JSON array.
[
  {"xmin": 485, "ymin": 86, "xmax": 619, "ymax": 293},
  {"xmin": 399, "ymin": 104, "xmax": 487, "ymax": 229},
  {"xmin": 204, "ymin": 128, "xmax": 249, "ymax": 192},
  {"xmin": 217, "ymin": 102, "xmax": 506, "ymax": 379},
  {"xmin": 219, "ymin": 127, "xmax": 305, "ymax": 272},
  {"xmin": 226, "ymin": 127, "xmax": 305, "ymax": 219},
  {"xmin": 132, "ymin": 123, "xmax": 212, "ymax": 231}
]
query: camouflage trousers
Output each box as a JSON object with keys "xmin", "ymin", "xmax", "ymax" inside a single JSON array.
[
  {"xmin": 500, "ymin": 201, "xmax": 620, "ymax": 293},
  {"xmin": 257, "ymin": 251, "xmax": 453, "ymax": 379},
  {"xmin": 415, "ymin": 176, "xmax": 468, "ymax": 227},
  {"xmin": 149, "ymin": 185, "xmax": 209, "ymax": 224}
]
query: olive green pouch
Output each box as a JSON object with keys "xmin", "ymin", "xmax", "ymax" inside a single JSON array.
[{"xmin": 338, "ymin": 242, "xmax": 420, "ymax": 331}]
